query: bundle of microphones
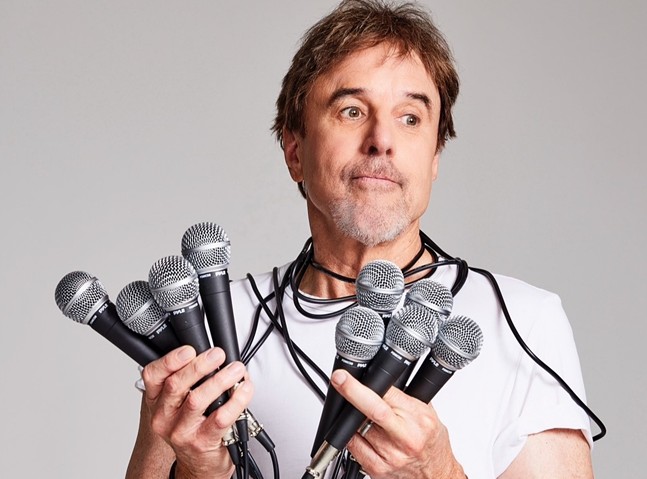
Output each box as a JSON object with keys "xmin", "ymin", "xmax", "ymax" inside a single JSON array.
[
  {"xmin": 303, "ymin": 260, "xmax": 484, "ymax": 479},
  {"xmin": 54, "ymin": 222, "xmax": 275, "ymax": 479}
]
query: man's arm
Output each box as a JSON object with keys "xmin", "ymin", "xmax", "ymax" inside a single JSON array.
[
  {"xmin": 499, "ymin": 428, "xmax": 593, "ymax": 479},
  {"xmin": 126, "ymin": 394, "xmax": 175, "ymax": 479}
]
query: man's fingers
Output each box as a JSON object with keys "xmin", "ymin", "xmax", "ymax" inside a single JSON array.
[
  {"xmin": 204, "ymin": 377, "xmax": 255, "ymax": 431},
  {"xmin": 331, "ymin": 370, "xmax": 395, "ymax": 427},
  {"xmin": 142, "ymin": 345, "xmax": 196, "ymax": 401},
  {"xmin": 170, "ymin": 362, "xmax": 253, "ymax": 444}
]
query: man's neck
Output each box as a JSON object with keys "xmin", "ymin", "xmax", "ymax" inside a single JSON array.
[{"xmin": 298, "ymin": 225, "xmax": 433, "ymax": 298}]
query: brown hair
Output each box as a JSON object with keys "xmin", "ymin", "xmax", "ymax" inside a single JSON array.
[{"xmin": 272, "ymin": 0, "xmax": 460, "ymax": 196}]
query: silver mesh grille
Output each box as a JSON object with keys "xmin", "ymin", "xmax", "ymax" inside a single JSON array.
[
  {"xmin": 385, "ymin": 304, "xmax": 438, "ymax": 361},
  {"xmin": 181, "ymin": 222, "xmax": 231, "ymax": 273},
  {"xmin": 55, "ymin": 271, "xmax": 108, "ymax": 324},
  {"xmin": 355, "ymin": 260, "xmax": 405, "ymax": 312},
  {"xmin": 116, "ymin": 280, "xmax": 168, "ymax": 335},
  {"xmin": 405, "ymin": 279, "xmax": 453, "ymax": 318},
  {"xmin": 148, "ymin": 255, "xmax": 200, "ymax": 311},
  {"xmin": 432, "ymin": 315, "xmax": 483, "ymax": 371},
  {"xmin": 335, "ymin": 306, "xmax": 385, "ymax": 362}
]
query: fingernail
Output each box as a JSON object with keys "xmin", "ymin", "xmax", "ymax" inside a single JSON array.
[
  {"xmin": 226, "ymin": 361, "xmax": 244, "ymax": 376},
  {"xmin": 331, "ymin": 370, "xmax": 347, "ymax": 386},
  {"xmin": 207, "ymin": 347, "xmax": 225, "ymax": 362},
  {"xmin": 177, "ymin": 346, "xmax": 194, "ymax": 361}
]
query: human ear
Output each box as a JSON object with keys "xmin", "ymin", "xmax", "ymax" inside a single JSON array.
[
  {"xmin": 282, "ymin": 128, "xmax": 304, "ymax": 182},
  {"xmin": 431, "ymin": 150, "xmax": 440, "ymax": 181}
]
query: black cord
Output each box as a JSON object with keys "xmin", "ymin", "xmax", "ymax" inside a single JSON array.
[
  {"xmin": 269, "ymin": 448, "xmax": 281, "ymax": 479},
  {"xmin": 242, "ymin": 270, "xmax": 330, "ymax": 388},
  {"xmin": 273, "ymin": 266, "xmax": 327, "ymax": 401},
  {"xmin": 469, "ymin": 266, "xmax": 607, "ymax": 442}
]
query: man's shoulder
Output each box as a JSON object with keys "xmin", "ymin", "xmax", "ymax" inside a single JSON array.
[
  {"xmin": 465, "ymin": 268, "xmax": 561, "ymax": 305},
  {"xmin": 451, "ymin": 268, "xmax": 567, "ymax": 332}
]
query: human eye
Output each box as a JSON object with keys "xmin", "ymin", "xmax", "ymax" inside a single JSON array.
[
  {"xmin": 340, "ymin": 106, "xmax": 363, "ymax": 119},
  {"xmin": 401, "ymin": 114, "xmax": 420, "ymax": 126}
]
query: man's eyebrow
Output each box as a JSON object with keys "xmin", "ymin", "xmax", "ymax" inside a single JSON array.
[
  {"xmin": 407, "ymin": 92, "xmax": 432, "ymax": 109},
  {"xmin": 326, "ymin": 88, "xmax": 433, "ymax": 110},
  {"xmin": 327, "ymin": 87, "xmax": 365, "ymax": 107}
]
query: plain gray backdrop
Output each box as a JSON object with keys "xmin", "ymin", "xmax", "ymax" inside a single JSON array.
[{"xmin": 1, "ymin": 0, "xmax": 645, "ymax": 477}]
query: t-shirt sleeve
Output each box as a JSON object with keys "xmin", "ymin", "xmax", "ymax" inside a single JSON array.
[{"xmin": 492, "ymin": 293, "xmax": 593, "ymax": 475}]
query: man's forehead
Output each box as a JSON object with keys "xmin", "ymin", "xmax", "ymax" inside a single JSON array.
[{"xmin": 311, "ymin": 44, "xmax": 439, "ymax": 101}]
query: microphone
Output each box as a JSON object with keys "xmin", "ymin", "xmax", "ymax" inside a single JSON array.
[
  {"xmin": 310, "ymin": 306, "xmax": 385, "ymax": 457},
  {"xmin": 182, "ymin": 222, "xmax": 277, "ymax": 455},
  {"xmin": 148, "ymin": 255, "xmax": 212, "ymax": 354},
  {"xmin": 181, "ymin": 222, "xmax": 240, "ymax": 365},
  {"xmin": 148, "ymin": 255, "xmax": 240, "ymax": 462},
  {"xmin": 404, "ymin": 278, "xmax": 453, "ymax": 320},
  {"xmin": 355, "ymin": 260, "xmax": 405, "ymax": 323},
  {"xmin": 115, "ymin": 280, "xmax": 182, "ymax": 354},
  {"xmin": 55, "ymin": 271, "xmax": 161, "ymax": 366},
  {"xmin": 391, "ymin": 278, "xmax": 453, "ymax": 390},
  {"xmin": 405, "ymin": 315, "xmax": 483, "ymax": 403},
  {"xmin": 303, "ymin": 304, "xmax": 438, "ymax": 479}
]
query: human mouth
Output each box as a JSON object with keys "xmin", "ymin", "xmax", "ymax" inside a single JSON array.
[{"xmin": 353, "ymin": 174, "xmax": 398, "ymax": 186}]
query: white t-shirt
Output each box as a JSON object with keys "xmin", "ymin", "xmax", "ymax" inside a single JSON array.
[{"xmin": 232, "ymin": 262, "xmax": 592, "ymax": 479}]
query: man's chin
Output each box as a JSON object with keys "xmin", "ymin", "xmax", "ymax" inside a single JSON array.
[{"xmin": 334, "ymin": 213, "xmax": 410, "ymax": 247}]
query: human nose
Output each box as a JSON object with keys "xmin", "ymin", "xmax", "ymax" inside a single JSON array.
[{"xmin": 361, "ymin": 112, "xmax": 394, "ymax": 157}]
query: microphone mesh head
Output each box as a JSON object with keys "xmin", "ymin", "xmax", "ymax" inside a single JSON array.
[
  {"xmin": 116, "ymin": 280, "xmax": 168, "ymax": 335},
  {"xmin": 432, "ymin": 315, "xmax": 483, "ymax": 371},
  {"xmin": 386, "ymin": 304, "xmax": 438, "ymax": 360},
  {"xmin": 148, "ymin": 255, "xmax": 199, "ymax": 311},
  {"xmin": 335, "ymin": 306, "xmax": 385, "ymax": 362},
  {"xmin": 355, "ymin": 260, "xmax": 405, "ymax": 312},
  {"xmin": 405, "ymin": 279, "xmax": 453, "ymax": 318},
  {"xmin": 181, "ymin": 222, "xmax": 231, "ymax": 273},
  {"xmin": 54, "ymin": 271, "xmax": 108, "ymax": 324}
]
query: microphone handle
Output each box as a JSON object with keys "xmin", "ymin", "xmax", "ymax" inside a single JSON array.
[
  {"xmin": 198, "ymin": 270, "xmax": 241, "ymax": 364},
  {"xmin": 168, "ymin": 302, "xmax": 229, "ymax": 411},
  {"xmin": 310, "ymin": 355, "xmax": 368, "ymax": 457},
  {"xmin": 90, "ymin": 301, "xmax": 161, "ymax": 366},
  {"xmin": 168, "ymin": 302, "xmax": 211, "ymax": 354},
  {"xmin": 404, "ymin": 355, "xmax": 454, "ymax": 403},
  {"xmin": 146, "ymin": 319, "xmax": 182, "ymax": 354},
  {"xmin": 325, "ymin": 345, "xmax": 411, "ymax": 451}
]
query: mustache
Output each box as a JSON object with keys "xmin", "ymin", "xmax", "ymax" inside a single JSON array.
[{"xmin": 342, "ymin": 158, "xmax": 405, "ymax": 185}]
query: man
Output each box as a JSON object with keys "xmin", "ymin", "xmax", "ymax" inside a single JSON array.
[{"xmin": 127, "ymin": 1, "xmax": 594, "ymax": 478}]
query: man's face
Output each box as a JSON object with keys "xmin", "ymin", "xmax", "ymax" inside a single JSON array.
[{"xmin": 283, "ymin": 43, "xmax": 441, "ymax": 247}]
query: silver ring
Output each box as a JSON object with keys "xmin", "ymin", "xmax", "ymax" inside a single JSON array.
[{"xmin": 359, "ymin": 421, "xmax": 373, "ymax": 437}]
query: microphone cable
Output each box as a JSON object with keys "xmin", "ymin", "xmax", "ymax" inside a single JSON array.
[{"xmin": 469, "ymin": 265, "xmax": 607, "ymax": 442}]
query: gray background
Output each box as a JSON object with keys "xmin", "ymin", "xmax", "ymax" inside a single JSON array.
[{"xmin": 1, "ymin": 0, "xmax": 644, "ymax": 477}]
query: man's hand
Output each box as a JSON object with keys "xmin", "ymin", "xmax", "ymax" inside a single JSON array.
[
  {"xmin": 141, "ymin": 346, "xmax": 254, "ymax": 479},
  {"xmin": 331, "ymin": 369, "xmax": 465, "ymax": 479}
]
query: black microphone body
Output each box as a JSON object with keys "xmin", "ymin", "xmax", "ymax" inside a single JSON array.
[
  {"xmin": 405, "ymin": 315, "xmax": 483, "ymax": 403},
  {"xmin": 310, "ymin": 305, "xmax": 384, "ymax": 457},
  {"xmin": 311, "ymin": 354, "xmax": 369, "ymax": 457},
  {"xmin": 89, "ymin": 300, "xmax": 161, "ymax": 366},
  {"xmin": 167, "ymin": 301, "xmax": 212, "ymax": 354},
  {"xmin": 144, "ymin": 319, "xmax": 181, "ymax": 354},
  {"xmin": 197, "ymin": 270, "xmax": 240, "ymax": 363},
  {"xmin": 404, "ymin": 355, "xmax": 454, "ymax": 402},
  {"xmin": 182, "ymin": 222, "xmax": 241, "ymax": 366},
  {"xmin": 327, "ymin": 343, "xmax": 412, "ymax": 450}
]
